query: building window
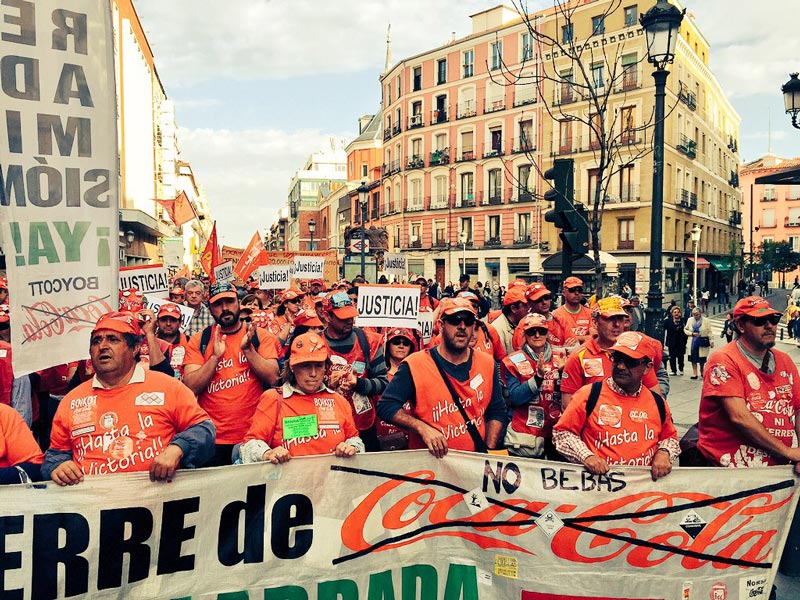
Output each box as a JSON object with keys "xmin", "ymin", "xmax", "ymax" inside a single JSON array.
[
  {"xmin": 435, "ymin": 133, "xmax": 447, "ymax": 151},
  {"xmin": 624, "ymin": 5, "xmax": 638, "ymax": 27},
  {"xmin": 592, "ymin": 15, "xmax": 605, "ymax": 36},
  {"xmin": 789, "ymin": 207, "xmax": 800, "ymax": 226},
  {"xmin": 386, "ymin": 84, "xmax": 391, "ymax": 105},
  {"xmin": 562, "ymin": 24, "xmax": 573, "ymax": 44},
  {"xmin": 588, "ymin": 168, "xmax": 600, "ymax": 204},
  {"xmin": 488, "ymin": 215, "xmax": 501, "ymax": 242},
  {"xmin": 463, "ymin": 50, "xmax": 474, "ymax": 78},
  {"xmin": 518, "ymin": 164, "xmax": 531, "ymax": 195},
  {"xmin": 764, "ymin": 184, "xmax": 776, "ymax": 201},
  {"xmin": 491, "ymin": 41, "xmax": 503, "ymax": 70},
  {"xmin": 618, "ymin": 218, "xmax": 634, "ymax": 249},
  {"xmin": 789, "ymin": 236, "xmax": 800, "ymax": 251},
  {"xmin": 361, "ymin": 164, "xmax": 368, "ymax": 178},
  {"xmin": 521, "ymin": 32, "xmax": 533, "ymax": 61},
  {"xmin": 437, "ymin": 59, "xmax": 447, "ymax": 85},
  {"xmin": 559, "ymin": 119, "xmax": 572, "ymax": 154},
  {"xmin": 518, "ymin": 119, "xmax": 533, "ymax": 151},
  {"xmin": 459, "ymin": 217, "xmax": 473, "ymax": 244},
  {"xmin": 591, "ymin": 63, "xmax": 604, "ymax": 89},
  {"xmin": 517, "ymin": 213, "xmax": 531, "ymax": 242},
  {"xmin": 461, "ymin": 172, "xmax": 474, "ymax": 205},
  {"xmin": 589, "ymin": 112, "xmax": 601, "ymax": 150},
  {"xmin": 489, "ymin": 127, "xmax": 503, "ymax": 155},
  {"xmin": 410, "ymin": 222, "xmax": 422, "ymax": 247},
  {"xmin": 621, "ymin": 105, "xmax": 636, "ymax": 144},
  {"xmin": 619, "ymin": 164, "xmax": 636, "ymax": 202},
  {"xmin": 762, "ymin": 209, "xmax": 775, "ymax": 228},
  {"xmin": 461, "ymin": 130, "xmax": 474, "ymax": 160},
  {"xmin": 434, "ymin": 220, "xmax": 447, "ymax": 246},
  {"xmin": 413, "ymin": 66, "xmax": 422, "ymax": 91},
  {"xmin": 396, "ymin": 75, "xmax": 401, "ymax": 97},
  {"xmin": 621, "ymin": 53, "xmax": 638, "ymax": 90},
  {"xmin": 488, "ymin": 169, "xmax": 502, "ymax": 203},
  {"xmin": 394, "ymin": 225, "xmax": 400, "ymax": 249}
]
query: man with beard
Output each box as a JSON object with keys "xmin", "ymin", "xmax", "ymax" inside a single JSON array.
[
  {"xmin": 155, "ymin": 303, "xmax": 189, "ymax": 379},
  {"xmin": 377, "ymin": 297, "xmax": 506, "ymax": 457},
  {"xmin": 183, "ymin": 282, "xmax": 280, "ymax": 465},
  {"xmin": 698, "ymin": 296, "xmax": 800, "ymax": 470}
]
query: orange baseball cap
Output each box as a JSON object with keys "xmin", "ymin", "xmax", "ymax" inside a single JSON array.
[
  {"xmin": 733, "ymin": 296, "xmax": 781, "ymax": 319},
  {"xmin": 157, "ymin": 303, "xmax": 182, "ymax": 319},
  {"xmin": 526, "ymin": 282, "xmax": 551, "ymax": 302},
  {"xmin": 519, "ymin": 313, "xmax": 549, "ymax": 331},
  {"xmin": 563, "ymin": 276, "xmax": 583, "ymax": 289},
  {"xmin": 289, "ymin": 332, "xmax": 329, "ymax": 366},
  {"xmin": 456, "ymin": 290, "xmax": 480, "ymax": 305},
  {"xmin": 294, "ymin": 309, "xmax": 323, "ymax": 328},
  {"xmin": 502, "ymin": 286, "xmax": 527, "ymax": 306},
  {"xmin": 386, "ymin": 327, "xmax": 418, "ymax": 351},
  {"xmin": 92, "ymin": 311, "xmax": 141, "ymax": 336},
  {"xmin": 281, "ymin": 287, "xmax": 306, "ymax": 302},
  {"xmin": 610, "ymin": 331, "xmax": 651, "ymax": 361},
  {"xmin": 439, "ymin": 297, "xmax": 477, "ymax": 316}
]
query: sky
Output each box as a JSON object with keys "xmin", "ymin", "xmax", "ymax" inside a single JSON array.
[{"xmin": 134, "ymin": 0, "xmax": 800, "ymax": 248}]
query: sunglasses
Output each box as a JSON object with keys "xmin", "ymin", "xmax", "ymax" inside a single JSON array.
[
  {"xmin": 525, "ymin": 327, "xmax": 549, "ymax": 337},
  {"xmin": 509, "ymin": 301, "xmax": 526, "ymax": 310},
  {"xmin": 240, "ymin": 316, "xmax": 252, "ymax": 323},
  {"xmin": 389, "ymin": 338, "xmax": 412, "ymax": 347},
  {"xmin": 610, "ymin": 353, "xmax": 649, "ymax": 368},
  {"xmin": 744, "ymin": 314, "xmax": 781, "ymax": 326},
  {"xmin": 286, "ymin": 298, "xmax": 300, "ymax": 304},
  {"xmin": 535, "ymin": 295, "xmax": 553, "ymax": 302},
  {"xmin": 443, "ymin": 313, "xmax": 476, "ymax": 327},
  {"xmin": 566, "ymin": 287, "xmax": 584, "ymax": 293}
]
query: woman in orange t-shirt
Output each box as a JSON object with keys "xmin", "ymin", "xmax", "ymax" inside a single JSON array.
[{"xmin": 240, "ymin": 332, "xmax": 364, "ymax": 463}]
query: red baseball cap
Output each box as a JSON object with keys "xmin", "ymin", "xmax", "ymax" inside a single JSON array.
[
  {"xmin": 610, "ymin": 331, "xmax": 651, "ymax": 361},
  {"xmin": 310, "ymin": 279, "xmax": 326, "ymax": 289},
  {"xmin": 321, "ymin": 292, "xmax": 358, "ymax": 319},
  {"xmin": 733, "ymin": 296, "xmax": 781, "ymax": 319},
  {"xmin": 386, "ymin": 327, "xmax": 418, "ymax": 351},
  {"xmin": 157, "ymin": 303, "xmax": 182, "ymax": 319},
  {"xmin": 519, "ymin": 313, "xmax": 549, "ymax": 331},
  {"xmin": 289, "ymin": 332, "xmax": 329, "ymax": 366},
  {"xmin": 0, "ymin": 277, "xmax": 7, "ymax": 290},
  {"xmin": 439, "ymin": 297, "xmax": 477, "ymax": 316},
  {"xmin": 526, "ymin": 283, "xmax": 551, "ymax": 302},
  {"xmin": 281, "ymin": 287, "xmax": 306, "ymax": 303},
  {"xmin": 294, "ymin": 309, "xmax": 323, "ymax": 328},
  {"xmin": 502, "ymin": 286, "xmax": 527, "ymax": 306},
  {"xmin": 563, "ymin": 276, "xmax": 583, "ymax": 289},
  {"xmin": 92, "ymin": 311, "xmax": 141, "ymax": 336}
]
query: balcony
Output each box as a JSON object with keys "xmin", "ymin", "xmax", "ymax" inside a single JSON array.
[
  {"xmin": 429, "ymin": 148, "xmax": 449, "ymax": 166},
  {"xmin": 558, "ymin": 141, "xmax": 575, "ymax": 156},
  {"xmin": 678, "ymin": 87, "xmax": 697, "ymax": 111},
  {"xmin": 512, "ymin": 139, "xmax": 535, "ymax": 154},
  {"xmin": 406, "ymin": 197, "xmax": 425, "ymax": 212},
  {"xmin": 620, "ymin": 131, "xmax": 641, "ymax": 146},
  {"xmin": 430, "ymin": 109, "xmax": 448, "ymax": 125},
  {"xmin": 457, "ymin": 192, "xmax": 480, "ymax": 208},
  {"xmin": 617, "ymin": 240, "xmax": 634, "ymax": 250},
  {"xmin": 406, "ymin": 155, "xmax": 425, "ymax": 170},
  {"xmin": 483, "ymin": 192, "xmax": 504, "ymax": 206},
  {"xmin": 383, "ymin": 127, "xmax": 391, "ymax": 141},
  {"xmin": 727, "ymin": 137, "xmax": 738, "ymax": 153},
  {"xmin": 511, "ymin": 189, "xmax": 536, "ymax": 203},
  {"xmin": 457, "ymin": 100, "xmax": 477, "ymax": 120},
  {"xmin": 392, "ymin": 123, "xmax": 402, "ymax": 136},
  {"xmin": 485, "ymin": 237, "xmax": 502, "ymax": 247},
  {"xmin": 410, "ymin": 240, "xmax": 422, "ymax": 249},
  {"xmin": 729, "ymin": 171, "xmax": 739, "ymax": 187},
  {"xmin": 729, "ymin": 211, "xmax": 742, "ymax": 226},
  {"xmin": 786, "ymin": 219, "xmax": 800, "ymax": 228},
  {"xmin": 605, "ymin": 185, "xmax": 640, "ymax": 203},
  {"xmin": 430, "ymin": 194, "xmax": 450, "ymax": 210},
  {"xmin": 761, "ymin": 196, "xmax": 777, "ymax": 202},
  {"xmin": 433, "ymin": 238, "xmax": 448, "ymax": 248},
  {"xmin": 677, "ymin": 135, "xmax": 697, "ymax": 159},
  {"xmin": 513, "ymin": 235, "xmax": 532, "ymax": 246},
  {"xmin": 677, "ymin": 189, "xmax": 697, "ymax": 210},
  {"xmin": 458, "ymin": 147, "xmax": 475, "ymax": 162},
  {"xmin": 484, "ymin": 96, "xmax": 506, "ymax": 114},
  {"xmin": 614, "ymin": 69, "xmax": 640, "ymax": 93},
  {"xmin": 554, "ymin": 86, "xmax": 577, "ymax": 106},
  {"xmin": 482, "ymin": 143, "xmax": 504, "ymax": 159},
  {"xmin": 513, "ymin": 88, "xmax": 537, "ymax": 107},
  {"xmin": 408, "ymin": 114, "xmax": 423, "ymax": 130}
]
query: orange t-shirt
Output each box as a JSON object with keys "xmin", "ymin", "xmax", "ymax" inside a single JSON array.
[
  {"xmin": 243, "ymin": 387, "xmax": 358, "ymax": 456},
  {"xmin": 554, "ymin": 380, "xmax": 677, "ymax": 466},
  {"xmin": 50, "ymin": 369, "xmax": 210, "ymax": 476},
  {"xmin": 184, "ymin": 325, "xmax": 280, "ymax": 444},
  {"xmin": 561, "ymin": 337, "xmax": 658, "ymax": 395},
  {"xmin": 552, "ymin": 304, "xmax": 593, "ymax": 346},
  {"xmin": 0, "ymin": 404, "xmax": 44, "ymax": 467}
]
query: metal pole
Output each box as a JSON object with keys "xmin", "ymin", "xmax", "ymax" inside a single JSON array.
[
  {"xmin": 693, "ymin": 237, "xmax": 699, "ymax": 308},
  {"xmin": 644, "ymin": 69, "xmax": 669, "ymax": 342},
  {"xmin": 749, "ymin": 183, "xmax": 754, "ymax": 282},
  {"xmin": 310, "ymin": 231, "xmax": 314, "ymax": 251},
  {"xmin": 462, "ymin": 241, "xmax": 466, "ymax": 275},
  {"xmin": 360, "ymin": 202, "xmax": 366, "ymax": 277}
]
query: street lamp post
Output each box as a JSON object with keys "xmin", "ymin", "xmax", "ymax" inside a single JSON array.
[
  {"xmin": 739, "ymin": 239, "xmax": 746, "ymax": 295},
  {"xmin": 782, "ymin": 72, "xmax": 800, "ymax": 129},
  {"xmin": 691, "ymin": 225, "xmax": 702, "ymax": 308},
  {"xmin": 458, "ymin": 230, "xmax": 468, "ymax": 275},
  {"xmin": 641, "ymin": 0, "xmax": 684, "ymax": 342},
  {"xmin": 308, "ymin": 219, "xmax": 315, "ymax": 251},
  {"xmin": 357, "ymin": 182, "xmax": 370, "ymax": 279}
]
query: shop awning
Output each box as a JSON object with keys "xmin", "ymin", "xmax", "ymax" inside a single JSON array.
[
  {"xmin": 708, "ymin": 258, "xmax": 738, "ymax": 272},
  {"xmin": 686, "ymin": 256, "xmax": 711, "ymax": 269}
]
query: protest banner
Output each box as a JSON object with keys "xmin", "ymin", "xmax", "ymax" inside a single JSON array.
[
  {"xmin": 144, "ymin": 297, "xmax": 194, "ymax": 333},
  {"xmin": 119, "ymin": 264, "xmax": 170, "ymax": 296},
  {"xmin": 0, "ymin": 0, "xmax": 118, "ymax": 375},
  {"xmin": 294, "ymin": 255, "xmax": 325, "ymax": 280},
  {"xmin": 356, "ymin": 284, "xmax": 420, "ymax": 329},
  {"xmin": 2, "ymin": 452, "xmax": 794, "ymax": 599},
  {"xmin": 417, "ymin": 310, "xmax": 435, "ymax": 344},
  {"xmin": 261, "ymin": 251, "xmax": 338, "ymax": 286},
  {"xmin": 258, "ymin": 264, "xmax": 293, "ymax": 289},
  {"xmin": 383, "ymin": 253, "xmax": 407, "ymax": 278},
  {"xmin": 214, "ymin": 261, "xmax": 235, "ymax": 283}
]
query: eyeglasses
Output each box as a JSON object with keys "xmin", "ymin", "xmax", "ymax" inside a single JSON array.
[
  {"xmin": 536, "ymin": 296, "xmax": 553, "ymax": 302},
  {"xmin": 240, "ymin": 316, "xmax": 252, "ymax": 323},
  {"xmin": 286, "ymin": 298, "xmax": 300, "ymax": 304},
  {"xmin": 389, "ymin": 338, "xmax": 412, "ymax": 347},
  {"xmin": 524, "ymin": 327, "xmax": 549, "ymax": 337},
  {"xmin": 744, "ymin": 314, "xmax": 781, "ymax": 327},
  {"xmin": 610, "ymin": 353, "xmax": 649, "ymax": 368},
  {"xmin": 443, "ymin": 313, "xmax": 476, "ymax": 327},
  {"xmin": 566, "ymin": 287, "xmax": 584, "ymax": 293}
]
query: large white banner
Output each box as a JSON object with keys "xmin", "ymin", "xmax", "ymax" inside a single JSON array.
[
  {"xmin": 0, "ymin": 0, "xmax": 118, "ymax": 375},
  {"xmin": 1, "ymin": 453, "xmax": 796, "ymax": 599},
  {"xmin": 118, "ymin": 264, "xmax": 169, "ymax": 296},
  {"xmin": 356, "ymin": 284, "xmax": 420, "ymax": 328}
]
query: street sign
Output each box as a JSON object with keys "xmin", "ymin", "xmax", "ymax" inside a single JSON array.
[{"xmin": 350, "ymin": 239, "xmax": 370, "ymax": 253}]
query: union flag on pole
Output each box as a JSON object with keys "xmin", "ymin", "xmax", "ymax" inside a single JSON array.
[
  {"xmin": 200, "ymin": 222, "xmax": 222, "ymax": 281},
  {"xmin": 156, "ymin": 191, "xmax": 197, "ymax": 227},
  {"xmin": 234, "ymin": 232, "xmax": 268, "ymax": 282}
]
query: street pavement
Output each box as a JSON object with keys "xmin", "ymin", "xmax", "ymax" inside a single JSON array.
[{"xmin": 663, "ymin": 291, "xmax": 800, "ymax": 599}]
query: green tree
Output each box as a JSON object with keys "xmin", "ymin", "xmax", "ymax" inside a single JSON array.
[{"xmin": 754, "ymin": 240, "xmax": 800, "ymax": 288}]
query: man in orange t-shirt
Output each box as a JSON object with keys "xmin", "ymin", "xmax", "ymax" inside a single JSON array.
[
  {"xmin": 183, "ymin": 282, "xmax": 280, "ymax": 466},
  {"xmin": 43, "ymin": 311, "xmax": 215, "ymax": 485},
  {"xmin": 553, "ymin": 331, "xmax": 679, "ymax": 480},
  {"xmin": 0, "ymin": 403, "xmax": 44, "ymax": 483},
  {"xmin": 552, "ymin": 276, "xmax": 593, "ymax": 352}
]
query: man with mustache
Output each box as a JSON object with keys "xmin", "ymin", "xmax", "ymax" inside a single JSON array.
[
  {"xmin": 377, "ymin": 297, "xmax": 506, "ymax": 457},
  {"xmin": 183, "ymin": 282, "xmax": 281, "ymax": 466}
]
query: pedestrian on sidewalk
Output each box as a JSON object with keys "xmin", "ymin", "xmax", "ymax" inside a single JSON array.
[
  {"xmin": 684, "ymin": 308, "xmax": 712, "ymax": 379},
  {"xmin": 720, "ymin": 312, "xmax": 736, "ymax": 344},
  {"xmin": 663, "ymin": 306, "xmax": 688, "ymax": 376}
]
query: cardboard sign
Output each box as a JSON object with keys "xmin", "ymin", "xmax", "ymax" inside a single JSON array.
[
  {"xmin": 214, "ymin": 261, "xmax": 235, "ymax": 283},
  {"xmin": 383, "ymin": 253, "xmax": 407, "ymax": 277},
  {"xmin": 417, "ymin": 311, "xmax": 435, "ymax": 344},
  {"xmin": 293, "ymin": 256, "xmax": 325, "ymax": 279},
  {"xmin": 356, "ymin": 284, "xmax": 420, "ymax": 329},
  {"xmin": 145, "ymin": 297, "xmax": 195, "ymax": 333},
  {"xmin": 119, "ymin": 264, "xmax": 170, "ymax": 295},
  {"xmin": 258, "ymin": 265, "xmax": 293, "ymax": 290}
]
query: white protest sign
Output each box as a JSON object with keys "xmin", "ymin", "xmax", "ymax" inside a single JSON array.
[
  {"xmin": 258, "ymin": 264, "xmax": 293, "ymax": 289},
  {"xmin": 0, "ymin": 1, "xmax": 119, "ymax": 375},
  {"xmin": 293, "ymin": 255, "xmax": 325, "ymax": 279},
  {"xmin": 214, "ymin": 261, "xmax": 234, "ymax": 283},
  {"xmin": 145, "ymin": 297, "xmax": 195, "ymax": 333},
  {"xmin": 417, "ymin": 311, "xmax": 435, "ymax": 344},
  {"xmin": 119, "ymin": 264, "xmax": 170, "ymax": 296},
  {"xmin": 383, "ymin": 253, "xmax": 407, "ymax": 277},
  {"xmin": 356, "ymin": 284, "xmax": 420, "ymax": 328}
]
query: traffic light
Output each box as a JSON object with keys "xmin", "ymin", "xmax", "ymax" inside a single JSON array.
[
  {"xmin": 560, "ymin": 204, "xmax": 590, "ymax": 255},
  {"xmin": 543, "ymin": 159, "xmax": 574, "ymax": 229}
]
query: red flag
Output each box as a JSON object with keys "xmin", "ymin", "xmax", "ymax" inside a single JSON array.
[
  {"xmin": 173, "ymin": 265, "xmax": 190, "ymax": 281},
  {"xmin": 200, "ymin": 222, "xmax": 221, "ymax": 281},
  {"xmin": 234, "ymin": 232, "xmax": 268, "ymax": 282},
  {"xmin": 157, "ymin": 191, "xmax": 197, "ymax": 226}
]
